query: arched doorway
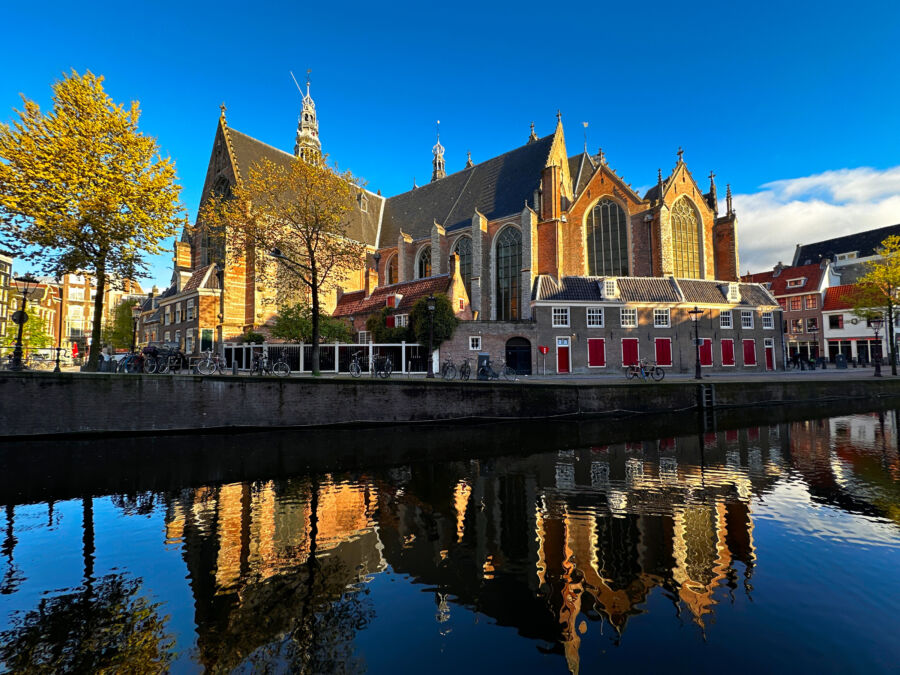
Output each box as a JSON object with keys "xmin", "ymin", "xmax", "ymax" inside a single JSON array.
[{"xmin": 505, "ymin": 337, "xmax": 532, "ymax": 375}]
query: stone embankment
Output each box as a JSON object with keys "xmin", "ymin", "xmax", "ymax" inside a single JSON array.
[{"xmin": 2, "ymin": 372, "xmax": 900, "ymax": 438}]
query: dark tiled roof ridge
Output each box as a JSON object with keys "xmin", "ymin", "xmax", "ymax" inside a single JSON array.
[{"xmin": 226, "ymin": 126, "xmax": 294, "ymax": 160}]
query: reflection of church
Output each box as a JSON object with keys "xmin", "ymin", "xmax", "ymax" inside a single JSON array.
[{"xmin": 163, "ymin": 426, "xmax": 787, "ymax": 672}]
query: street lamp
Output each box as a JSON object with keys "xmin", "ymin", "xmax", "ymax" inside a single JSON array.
[
  {"xmin": 53, "ymin": 283, "xmax": 63, "ymax": 373},
  {"xmin": 871, "ymin": 315, "xmax": 884, "ymax": 377},
  {"xmin": 426, "ymin": 294, "xmax": 436, "ymax": 379},
  {"xmin": 689, "ymin": 305, "xmax": 704, "ymax": 381},
  {"xmin": 130, "ymin": 302, "xmax": 142, "ymax": 355},
  {"xmin": 9, "ymin": 274, "xmax": 38, "ymax": 371}
]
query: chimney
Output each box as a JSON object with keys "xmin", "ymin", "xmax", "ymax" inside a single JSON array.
[
  {"xmin": 449, "ymin": 252, "xmax": 459, "ymax": 279},
  {"xmin": 364, "ymin": 266, "xmax": 371, "ymax": 298},
  {"xmin": 773, "ymin": 262, "xmax": 783, "ymax": 277},
  {"xmin": 336, "ymin": 285, "xmax": 344, "ymax": 303}
]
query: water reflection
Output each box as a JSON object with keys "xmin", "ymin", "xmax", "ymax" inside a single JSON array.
[{"xmin": 1, "ymin": 412, "xmax": 899, "ymax": 673}]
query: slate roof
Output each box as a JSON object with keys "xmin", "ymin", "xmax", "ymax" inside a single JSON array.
[
  {"xmin": 379, "ymin": 134, "xmax": 555, "ymax": 245},
  {"xmin": 533, "ymin": 275, "xmax": 777, "ymax": 307},
  {"xmin": 568, "ymin": 152, "xmax": 597, "ymax": 198},
  {"xmin": 332, "ymin": 274, "xmax": 452, "ymax": 317},
  {"xmin": 225, "ymin": 126, "xmax": 383, "ymax": 247},
  {"xmin": 182, "ymin": 264, "xmax": 218, "ymax": 293},
  {"xmin": 823, "ymin": 284, "xmax": 865, "ymax": 311},
  {"xmin": 793, "ymin": 223, "xmax": 900, "ymax": 266},
  {"xmin": 742, "ymin": 262, "xmax": 824, "ymax": 296}
]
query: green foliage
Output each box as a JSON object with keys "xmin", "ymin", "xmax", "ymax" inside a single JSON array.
[
  {"xmin": 365, "ymin": 307, "xmax": 411, "ymax": 343},
  {"xmin": 241, "ymin": 330, "xmax": 266, "ymax": 344},
  {"xmin": 1, "ymin": 309, "xmax": 54, "ymax": 353},
  {"xmin": 102, "ymin": 299, "xmax": 139, "ymax": 350},
  {"xmin": 853, "ymin": 235, "xmax": 900, "ymax": 372},
  {"xmin": 409, "ymin": 294, "xmax": 458, "ymax": 350},
  {"xmin": 271, "ymin": 303, "xmax": 351, "ymax": 343}
]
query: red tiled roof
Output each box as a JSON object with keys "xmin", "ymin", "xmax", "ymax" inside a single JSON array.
[
  {"xmin": 333, "ymin": 275, "xmax": 452, "ymax": 317},
  {"xmin": 823, "ymin": 284, "xmax": 866, "ymax": 311},
  {"xmin": 742, "ymin": 262, "xmax": 824, "ymax": 296}
]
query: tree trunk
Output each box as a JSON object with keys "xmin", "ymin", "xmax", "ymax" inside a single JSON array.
[
  {"xmin": 889, "ymin": 300, "xmax": 897, "ymax": 376},
  {"xmin": 310, "ymin": 285, "xmax": 321, "ymax": 376},
  {"xmin": 85, "ymin": 266, "xmax": 106, "ymax": 372}
]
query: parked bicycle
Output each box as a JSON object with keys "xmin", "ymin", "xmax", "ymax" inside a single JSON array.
[
  {"xmin": 440, "ymin": 356, "xmax": 457, "ymax": 380},
  {"xmin": 349, "ymin": 350, "xmax": 366, "ymax": 378},
  {"xmin": 250, "ymin": 349, "xmax": 291, "ymax": 377},
  {"xmin": 116, "ymin": 351, "xmax": 143, "ymax": 374},
  {"xmin": 478, "ymin": 357, "xmax": 517, "ymax": 381},
  {"xmin": 271, "ymin": 349, "xmax": 291, "ymax": 377},
  {"xmin": 458, "ymin": 357, "xmax": 472, "ymax": 381},
  {"xmin": 372, "ymin": 354, "xmax": 393, "ymax": 378},
  {"xmin": 142, "ymin": 344, "xmax": 185, "ymax": 374},
  {"xmin": 197, "ymin": 349, "xmax": 226, "ymax": 375},
  {"xmin": 625, "ymin": 358, "xmax": 664, "ymax": 382}
]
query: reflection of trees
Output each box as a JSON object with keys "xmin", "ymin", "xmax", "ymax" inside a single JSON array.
[
  {"xmin": 0, "ymin": 573, "xmax": 175, "ymax": 673},
  {"xmin": 110, "ymin": 491, "xmax": 159, "ymax": 517}
]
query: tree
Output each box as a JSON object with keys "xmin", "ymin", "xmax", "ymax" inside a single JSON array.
[
  {"xmin": 102, "ymin": 299, "xmax": 139, "ymax": 350},
  {"xmin": 200, "ymin": 157, "xmax": 365, "ymax": 375},
  {"xmin": 271, "ymin": 302, "xmax": 351, "ymax": 343},
  {"xmin": 852, "ymin": 235, "xmax": 900, "ymax": 375},
  {"xmin": 409, "ymin": 294, "xmax": 458, "ymax": 351},
  {"xmin": 0, "ymin": 70, "xmax": 186, "ymax": 371},
  {"xmin": 1, "ymin": 310, "xmax": 53, "ymax": 354}
]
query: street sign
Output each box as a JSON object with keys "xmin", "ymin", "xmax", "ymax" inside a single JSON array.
[
  {"xmin": 538, "ymin": 345, "xmax": 549, "ymax": 355},
  {"xmin": 11, "ymin": 310, "xmax": 27, "ymax": 326}
]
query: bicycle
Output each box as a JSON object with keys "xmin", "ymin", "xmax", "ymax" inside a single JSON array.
[
  {"xmin": 197, "ymin": 349, "xmax": 226, "ymax": 375},
  {"xmin": 349, "ymin": 350, "xmax": 365, "ymax": 378},
  {"xmin": 440, "ymin": 356, "xmax": 457, "ymax": 380},
  {"xmin": 477, "ymin": 357, "xmax": 517, "ymax": 381},
  {"xmin": 271, "ymin": 349, "xmax": 291, "ymax": 377},
  {"xmin": 372, "ymin": 354, "xmax": 393, "ymax": 378},
  {"xmin": 625, "ymin": 358, "xmax": 664, "ymax": 382},
  {"xmin": 458, "ymin": 357, "xmax": 471, "ymax": 381},
  {"xmin": 249, "ymin": 350, "xmax": 272, "ymax": 376}
]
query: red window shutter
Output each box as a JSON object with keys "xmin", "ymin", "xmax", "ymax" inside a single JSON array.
[
  {"xmin": 622, "ymin": 338, "xmax": 639, "ymax": 366},
  {"xmin": 654, "ymin": 338, "xmax": 672, "ymax": 366},
  {"xmin": 721, "ymin": 339, "xmax": 735, "ymax": 366},
  {"xmin": 588, "ymin": 338, "xmax": 606, "ymax": 367},
  {"xmin": 386, "ymin": 315, "xmax": 395, "ymax": 328},
  {"xmin": 700, "ymin": 338, "xmax": 713, "ymax": 366},
  {"xmin": 743, "ymin": 339, "xmax": 757, "ymax": 366},
  {"xmin": 387, "ymin": 295, "xmax": 395, "ymax": 308}
]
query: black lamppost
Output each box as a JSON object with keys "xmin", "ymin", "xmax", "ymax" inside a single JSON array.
[
  {"xmin": 426, "ymin": 294, "xmax": 436, "ymax": 378},
  {"xmin": 53, "ymin": 283, "xmax": 63, "ymax": 373},
  {"xmin": 9, "ymin": 274, "xmax": 38, "ymax": 371},
  {"xmin": 689, "ymin": 305, "xmax": 704, "ymax": 380},
  {"xmin": 871, "ymin": 315, "xmax": 884, "ymax": 377},
  {"xmin": 130, "ymin": 302, "xmax": 142, "ymax": 354}
]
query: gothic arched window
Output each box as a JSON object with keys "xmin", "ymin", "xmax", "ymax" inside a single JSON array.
[
  {"xmin": 417, "ymin": 247, "xmax": 432, "ymax": 279},
  {"xmin": 671, "ymin": 198, "xmax": 701, "ymax": 278},
  {"xmin": 586, "ymin": 198, "xmax": 628, "ymax": 276},
  {"xmin": 495, "ymin": 227, "xmax": 522, "ymax": 320},
  {"xmin": 452, "ymin": 236, "xmax": 473, "ymax": 298},
  {"xmin": 386, "ymin": 255, "xmax": 398, "ymax": 285}
]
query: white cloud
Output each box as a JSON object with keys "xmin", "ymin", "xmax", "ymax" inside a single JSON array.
[{"xmin": 734, "ymin": 166, "xmax": 900, "ymax": 275}]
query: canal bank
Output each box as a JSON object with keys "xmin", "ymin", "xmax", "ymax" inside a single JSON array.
[{"xmin": 4, "ymin": 371, "xmax": 900, "ymax": 438}]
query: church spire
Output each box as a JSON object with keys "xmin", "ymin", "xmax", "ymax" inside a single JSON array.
[
  {"xmin": 293, "ymin": 70, "xmax": 322, "ymax": 163},
  {"xmin": 528, "ymin": 121, "xmax": 538, "ymax": 144},
  {"xmin": 465, "ymin": 150, "xmax": 474, "ymax": 169},
  {"xmin": 431, "ymin": 120, "xmax": 446, "ymax": 182},
  {"xmin": 726, "ymin": 183, "xmax": 734, "ymax": 216},
  {"xmin": 708, "ymin": 171, "xmax": 718, "ymax": 215}
]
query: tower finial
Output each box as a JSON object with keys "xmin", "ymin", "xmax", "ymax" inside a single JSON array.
[
  {"xmin": 528, "ymin": 121, "xmax": 538, "ymax": 143},
  {"xmin": 708, "ymin": 171, "xmax": 718, "ymax": 215},
  {"xmin": 466, "ymin": 150, "xmax": 474, "ymax": 169},
  {"xmin": 726, "ymin": 183, "xmax": 734, "ymax": 216},
  {"xmin": 656, "ymin": 168, "xmax": 664, "ymax": 204},
  {"xmin": 556, "ymin": 109, "xmax": 562, "ymax": 123},
  {"xmin": 677, "ymin": 147, "xmax": 684, "ymax": 163},
  {"xmin": 431, "ymin": 120, "xmax": 446, "ymax": 182},
  {"xmin": 306, "ymin": 68, "xmax": 311, "ymax": 95},
  {"xmin": 582, "ymin": 121, "xmax": 588, "ymax": 153},
  {"xmin": 598, "ymin": 147, "xmax": 606, "ymax": 165},
  {"xmin": 219, "ymin": 102, "xmax": 227, "ymax": 123},
  {"xmin": 294, "ymin": 70, "xmax": 321, "ymax": 162}
]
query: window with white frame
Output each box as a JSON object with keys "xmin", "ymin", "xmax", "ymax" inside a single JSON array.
[
  {"xmin": 175, "ymin": 330, "xmax": 181, "ymax": 345},
  {"xmin": 164, "ymin": 307, "xmax": 171, "ymax": 325},
  {"xmin": 175, "ymin": 303, "xmax": 181, "ymax": 323},
  {"xmin": 620, "ymin": 307, "xmax": 637, "ymax": 328},
  {"xmin": 786, "ymin": 278, "xmax": 805, "ymax": 288},
  {"xmin": 741, "ymin": 310, "xmax": 754, "ymax": 329},
  {"xmin": 603, "ymin": 279, "xmax": 616, "ymax": 298},
  {"xmin": 727, "ymin": 283, "xmax": 740, "ymax": 302},
  {"xmin": 358, "ymin": 330, "xmax": 371, "ymax": 343},
  {"xmin": 469, "ymin": 336, "xmax": 482, "ymax": 351},
  {"xmin": 164, "ymin": 331, "xmax": 171, "ymax": 342},
  {"xmin": 186, "ymin": 329, "xmax": 194, "ymax": 353},
  {"xmin": 720, "ymin": 310, "xmax": 732, "ymax": 329},
  {"xmin": 69, "ymin": 287, "xmax": 84, "ymax": 301},
  {"xmin": 187, "ymin": 299, "xmax": 195, "ymax": 320},
  {"xmin": 587, "ymin": 307, "xmax": 604, "ymax": 327},
  {"xmin": 395, "ymin": 313, "xmax": 409, "ymax": 327},
  {"xmin": 805, "ymin": 295, "xmax": 818, "ymax": 309},
  {"xmin": 653, "ymin": 308, "xmax": 670, "ymax": 328},
  {"xmin": 552, "ymin": 307, "xmax": 570, "ymax": 327},
  {"xmin": 762, "ymin": 311, "xmax": 774, "ymax": 329}
]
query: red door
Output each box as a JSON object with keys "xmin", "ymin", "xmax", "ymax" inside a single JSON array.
[
  {"xmin": 557, "ymin": 337, "xmax": 570, "ymax": 373},
  {"xmin": 622, "ymin": 338, "xmax": 639, "ymax": 366},
  {"xmin": 765, "ymin": 341, "xmax": 775, "ymax": 370},
  {"xmin": 699, "ymin": 338, "xmax": 713, "ymax": 367}
]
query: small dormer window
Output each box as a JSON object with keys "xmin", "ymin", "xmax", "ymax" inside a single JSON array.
[
  {"xmin": 386, "ymin": 295, "xmax": 396, "ymax": 308},
  {"xmin": 836, "ymin": 252, "xmax": 857, "ymax": 261},
  {"xmin": 727, "ymin": 283, "xmax": 740, "ymax": 303},
  {"xmin": 786, "ymin": 278, "xmax": 805, "ymax": 288},
  {"xmin": 359, "ymin": 193, "xmax": 368, "ymax": 213},
  {"xmin": 603, "ymin": 279, "xmax": 617, "ymax": 299}
]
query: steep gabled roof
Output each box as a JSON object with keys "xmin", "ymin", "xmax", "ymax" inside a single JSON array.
[
  {"xmin": 793, "ymin": 223, "xmax": 900, "ymax": 266},
  {"xmin": 332, "ymin": 275, "xmax": 453, "ymax": 317},
  {"xmin": 823, "ymin": 284, "xmax": 866, "ymax": 311},
  {"xmin": 568, "ymin": 152, "xmax": 596, "ymax": 198},
  {"xmin": 182, "ymin": 264, "xmax": 219, "ymax": 293},
  {"xmin": 221, "ymin": 125, "xmax": 383, "ymax": 247},
  {"xmin": 379, "ymin": 134, "xmax": 555, "ymax": 245},
  {"xmin": 743, "ymin": 262, "xmax": 824, "ymax": 296}
]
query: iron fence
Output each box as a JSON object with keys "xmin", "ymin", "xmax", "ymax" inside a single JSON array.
[{"xmin": 222, "ymin": 342, "xmax": 429, "ymax": 374}]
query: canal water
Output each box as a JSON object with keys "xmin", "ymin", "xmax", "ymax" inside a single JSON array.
[{"xmin": 1, "ymin": 410, "xmax": 899, "ymax": 674}]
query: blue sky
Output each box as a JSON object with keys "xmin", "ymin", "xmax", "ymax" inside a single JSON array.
[{"xmin": 3, "ymin": 0, "xmax": 900, "ymax": 286}]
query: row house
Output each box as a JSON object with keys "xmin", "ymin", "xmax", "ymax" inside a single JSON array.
[
  {"xmin": 0, "ymin": 253, "xmax": 11, "ymax": 341},
  {"xmin": 743, "ymin": 261, "xmax": 840, "ymax": 363},
  {"xmin": 793, "ymin": 222, "xmax": 900, "ymax": 284},
  {"xmin": 439, "ymin": 276, "xmax": 781, "ymax": 375},
  {"xmin": 822, "ymin": 284, "xmax": 895, "ymax": 364}
]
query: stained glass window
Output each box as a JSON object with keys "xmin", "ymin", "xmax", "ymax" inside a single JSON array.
[
  {"xmin": 386, "ymin": 255, "xmax": 398, "ymax": 284},
  {"xmin": 495, "ymin": 227, "xmax": 522, "ymax": 320},
  {"xmin": 453, "ymin": 236, "xmax": 472, "ymax": 299},
  {"xmin": 671, "ymin": 198, "xmax": 700, "ymax": 278},
  {"xmin": 417, "ymin": 248, "xmax": 432, "ymax": 279},
  {"xmin": 586, "ymin": 198, "xmax": 628, "ymax": 276}
]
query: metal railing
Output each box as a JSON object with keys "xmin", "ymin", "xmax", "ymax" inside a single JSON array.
[{"xmin": 222, "ymin": 341, "xmax": 429, "ymax": 374}]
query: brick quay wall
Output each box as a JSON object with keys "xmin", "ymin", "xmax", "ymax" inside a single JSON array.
[{"xmin": 3, "ymin": 372, "xmax": 900, "ymax": 439}]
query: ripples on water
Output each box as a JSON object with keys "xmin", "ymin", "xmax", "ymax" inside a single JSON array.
[{"xmin": 1, "ymin": 412, "xmax": 899, "ymax": 673}]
